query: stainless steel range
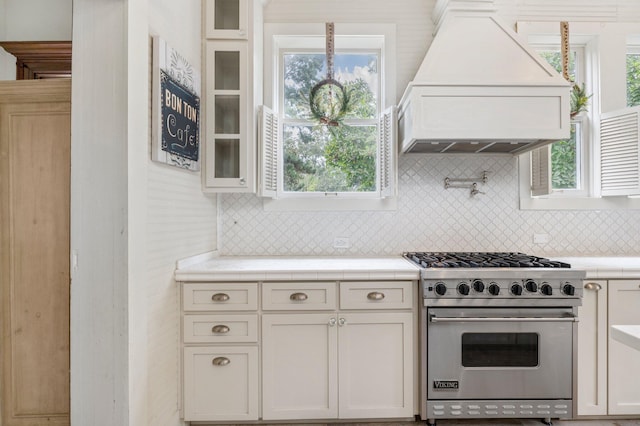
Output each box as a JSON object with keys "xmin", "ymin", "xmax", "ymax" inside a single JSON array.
[{"xmin": 403, "ymin": 252, "xmax": 586, "ymax": 426}]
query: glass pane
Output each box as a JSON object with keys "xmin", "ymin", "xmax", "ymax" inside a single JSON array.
[
  {"xmin": 552, "ymin": 122, "xmax": 579, "ymax": 190},
  {"xmin": 627, "ymin": 53, "xmax": 640, "ymax": 107},
  {"xmin": 214, "ymin": 0, "xmax": 240, "ymax": 30},
  {"xmin": 215, "ymin": 51, "xmax": 240, "ymax": 90},
  {"xmin": 214, "ymin": 139, "xmax": 240, "ymax": 178},
  {"xmin": 283, "ymin": 124, "xmax": 377, "ymax": 193},
  {"xmin": 283, "ymin": 53, "xmax": 378, "ymax": 120},
  {"xmin": 538, "ymin": 50, "xmax": 576, "ymax": 81},
  {"xmin": 215, "ymin": 95, "xmax": 240, "ymax": 134},
  {"xmin": 462, "ymin": 333, "xmax": 539, "ymax": 367}
]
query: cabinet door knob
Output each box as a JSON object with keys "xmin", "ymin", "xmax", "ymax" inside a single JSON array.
[
  {"xmin": 289, "ymin": 292, "xmax": 308, "ymax": 301},
  {"xmin": 367, "ymin": 291, "xmax": 385, "ymax": 301},
  {"xmin": 338, "ymin": 318, "xmax": 346, "ymax": 327},
  {"xmin": 328, "ymin": 318, "xmax": 337, "ymax": 327},
  {"xmin": 212, "ymin": 357, "xmax": 230, "ymax": 366},
  {"xmin": 584, "ymin": 282, "xmax": 602, "ymax": 291},
  {"xmin": 211, "ymin": 293, "xmax": 230, "ymax": 302},
  {"xmin": 211, "ymin": 325, "xmax": 230, "ymax": 334},
  {"xmin": 239, "ymin": 177, "xmax": 246, "ymax": 185}
]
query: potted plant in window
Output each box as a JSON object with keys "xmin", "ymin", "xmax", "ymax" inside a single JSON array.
[{"xmin": 570, "ymin": 83, "xmax": 590, "ymax": 118}]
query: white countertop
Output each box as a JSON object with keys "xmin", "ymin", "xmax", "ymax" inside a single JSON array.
[
  {"xmin": 556, "ymin": 257, "xmax": 640, "ymax": 279},
  {"xmin": 175, "ymin": 253, "xmax": 640, "ymax": 282},
  {"xmin": 175, "ymin": 254, "xmax": 421, "ymax": 282},
  {"xmin": 611, "ymin": 325, "xmax": 640, "ymax": 352}
]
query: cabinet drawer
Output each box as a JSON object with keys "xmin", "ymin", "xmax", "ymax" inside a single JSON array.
[
  {"xmin": 183, "ymin": 283, "xmax": 258, "ymax": 311},
  {"xmin": 184, "ymin": 314, "xmax": 258, "ymax": 343},
  {"xmin": 339, "ymin": 281, "xmax": 414, "ymax": 310},
  {"xmin": 262, "ymin": 282, "xmax": 337, "ymax": 310},
  {"xmin": 183, "ymin": 346, "xmax": 259, "ymax": 421}
]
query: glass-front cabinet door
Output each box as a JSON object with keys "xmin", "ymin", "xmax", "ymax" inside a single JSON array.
[
  {"xmin": 205, "ymin": 41, "xmax": 250, "ymax": 190},
  {"xmin": 205, "ymin": 0, "xmax": 248, "ymax": 39}
]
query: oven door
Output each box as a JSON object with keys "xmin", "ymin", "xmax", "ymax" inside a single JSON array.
[{"xmin": 427, "ymin": 307, "xmax": 576, "ymax": 400}]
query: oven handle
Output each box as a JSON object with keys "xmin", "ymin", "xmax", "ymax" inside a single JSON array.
[{"xmin": 429, "ymin": 314, "xmax": 578, "ymax": 323}]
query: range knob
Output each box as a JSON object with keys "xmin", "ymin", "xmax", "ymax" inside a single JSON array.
[
  {"xmin": 524, "ymin": 279, "xmax": 538, "ymax": 293},
  {"xmin": 457, "ymin": 282, "xmax": 470, "ymax": 296},
  {"xmin": 472, "ymin": 279, "xmax": 485, "ymax": 293},
  {"xmin": 434, "ymin": 282, "xmax": 447, "ymax": 296},
  {"xmin": 562, "ymin": 283, "xmax": 576, "ymax": 296},
  {"xmin": 488, "ymin": 283, "xmax": 500, "ymax": 296},
  {"xmin": 510, "ymin": 283, "xmax": 523, "ymax": 296},
  {"xmin": 540, "ymin": 283, "xmax": 553, "ymax": 296}
]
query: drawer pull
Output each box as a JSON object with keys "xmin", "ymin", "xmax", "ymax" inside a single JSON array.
[
  {"xmin": 367, "ymin": 291, "xmax": 385, "ymax": 301},
  {"xmin": 211, "ymin": 325, "xmax": 230, "ymax": 334},
  {"xmin": 584, "ymin": 282, "xmax": 602, "ymax": 292},
  {"xmin": 289, "ymin": 292, "xmax": 308, "ymax": 301},
  {"xmin": 211, "ymin": 293, "xmax": 230, "ymax": 302},
  {"xmin": 212, "ymin": 357, "xmax": 230, "ymax": 366}
]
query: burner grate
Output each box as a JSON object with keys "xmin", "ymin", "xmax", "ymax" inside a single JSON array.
[{"xmin": 404, "ymin": 252, "xmax": 571, "ymax": 268}]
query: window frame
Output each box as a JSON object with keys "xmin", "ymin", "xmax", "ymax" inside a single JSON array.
[
  {"xmin": 262, "ymin": 23, "xmax": 397, "ymax": 211},
  {"xmin": 517, "ymin": 22, "xmax": 640, "ymax": 210}
]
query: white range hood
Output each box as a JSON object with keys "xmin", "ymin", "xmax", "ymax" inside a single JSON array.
[{"xmin": 398, "ymin": 0, "xmax": 571, "ymax": 155}]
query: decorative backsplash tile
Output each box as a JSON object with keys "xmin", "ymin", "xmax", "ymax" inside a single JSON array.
[{"xmin": 220, "ymin": 155, "xmax": 640, "ymax": 256}]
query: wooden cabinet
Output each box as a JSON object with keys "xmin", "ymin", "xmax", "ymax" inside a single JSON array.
[
  {"xmin": 202, "ymin": 0, "xmax": 262, "ymax": 192},
  {"xmin": 261, "ymin": 281, "xmax": 414, "ymax": 421},
  {"xmin": 577, "ymin": 279, "xmax": 640, "ymax": 416},
  {"xmin": 181, "ymin": 282, "xmax": 259, "ymax": 422}
]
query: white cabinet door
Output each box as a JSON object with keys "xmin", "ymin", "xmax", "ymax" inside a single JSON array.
[
  {"xmin": 262, "ymin": 314, "xmax": 338, "ymax": 420},
  {"xmin": 608, "ymin": 280, "xmax": 640, "ymax": 415},
  {"xmin": 204, "ymin": 0, "xmax": 249, "ymax": 39},
  {"xmin": 577, "ymin": 280, "xmax": 608, "ymax": 416},
  {"xmin": 183, "ymin": 346, "xmax": 258, "ymax": 421},
  {"xmin": 337, "ymin": 312, "xmax": 413, "ymax": 419}
]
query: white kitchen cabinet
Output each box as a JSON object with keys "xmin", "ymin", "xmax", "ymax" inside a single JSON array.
[
  {"xmin": 338, "ymin": 312, "xmax": 413, "ymax": 418},
  {"xmin": 183, "ymin": 346, "xmax": 258, "ymax": 421},
  {"xmin": 577, "ymin": 280, "xmax": 608, "ymax": 416},
  {"xmin": 202, "ymin": 0, "xmax": 262, "ymax": 192},
  {"xmin": 261, "ymin": 281, "xmax": 414, "ymax": 421},
  {"xmin": 261, "ymin": 313, "xmax": 339, "ymax": 420},
  {"xmin": 180, "ymin": 282, "xmax": 259, "ymax": 422},
  {"xmin": 577, "ymin": 279, "xmax": 640, "ymax": 417},
  {"xmin": 204, "ymin": 0, "xmax": 248, "ymax": 39},
  {"xmin": 608, "ymin": 280, "xmax": 640, "ymax": 415}
]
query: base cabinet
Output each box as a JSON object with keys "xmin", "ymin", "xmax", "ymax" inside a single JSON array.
[
  {"xmin": 577, "ymin": 280, "xmax": 640, "ymax": 416},
  {"xmin": 183, "ymin": 346, "xmax": 259, "ymax": 421},
  {"xmin": 262, "ymin": 311, "xmax": 413, "ymax": 420},
  {"xmin": 181, "ymin": 280, "xmax": 415, "ymax": 423}
]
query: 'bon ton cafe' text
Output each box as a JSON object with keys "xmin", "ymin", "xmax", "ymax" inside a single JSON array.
[{"xmin": 165, "ymin": 88, "xmax": 198, "ymax": 148}]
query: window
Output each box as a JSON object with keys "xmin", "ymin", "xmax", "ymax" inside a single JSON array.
[
  {"xmin": 532, "ymin": 45, "xmax": 589, "ymax": 197},
  {"xmin": 627, "ymin": 46, "xmax": 640, "ymax": 107},
  {"xmin": 260, "ymin": 24, "xmax": 396, "ymax": 210},
  {"xmin": 518, "ymin": 22, "xmax": 640, "ymax": 209}
]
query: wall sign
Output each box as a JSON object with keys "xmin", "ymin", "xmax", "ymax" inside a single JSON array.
[{"xmin": 152, "ymin": 36, "xmax": 201, "ymax": 171}]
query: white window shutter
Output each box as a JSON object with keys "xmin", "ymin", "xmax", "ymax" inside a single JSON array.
[
  {"xmin": 258, "ymin": 106, "xmax": 279, "ymax": 198},
  {"xmin": 379, "ymin": 106, "xmax": 397, "ymax": 198},
  {"xmin": 530, "ymin": 145, "xmax": 552, "ymax": 196},
  {"xmin": 600, "ymin": 106, "xmax": 640, "ymax": 197}
]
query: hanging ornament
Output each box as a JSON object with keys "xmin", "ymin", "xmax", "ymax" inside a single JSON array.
[
  {"xmin": 561, "ymin": 21, "xmax": 590, "ymax": 118},
  {"xmin": 309, "ymin": 23, "xmax": 351, "ymax": 126}
]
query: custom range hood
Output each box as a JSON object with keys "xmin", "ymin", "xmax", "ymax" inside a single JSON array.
[{"xmin": 398, "ymin": 0, "xmax": 571, "ymax": 155}]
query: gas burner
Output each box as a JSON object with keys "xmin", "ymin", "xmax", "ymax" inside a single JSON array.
[{"xmin": 404, "ymin": 252, "xmax": 571, "ymax": 268}]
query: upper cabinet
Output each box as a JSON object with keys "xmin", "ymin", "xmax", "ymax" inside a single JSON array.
[
  {"xmin": 205, "ymin": 0, "xmax": 248, "ymax": 39},
  {"xmin": 202, "ymin": 0, "xmax": 262, "ymax": 193}
]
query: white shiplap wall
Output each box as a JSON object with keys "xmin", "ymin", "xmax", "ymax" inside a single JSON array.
[
  {"xmin": 219, "ymin": 0, "xmax": 640, "ymax": 257},
  {"xmin": 142, "ymin": 1, "xmax": 218, "ymax": 425}
]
